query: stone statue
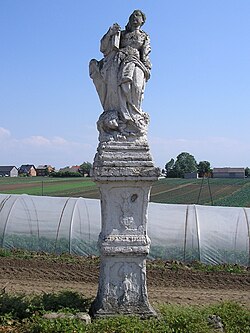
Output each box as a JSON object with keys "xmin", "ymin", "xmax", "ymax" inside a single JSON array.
[
  {"xmin": 89, "ymin": 10, "xmax": 151, "ymax": 142},
  {"xmin": 90, "ymin": 10, "xmax": 160, "ymax": 318}
]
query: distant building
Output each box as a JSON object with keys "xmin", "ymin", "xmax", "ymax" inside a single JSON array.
[
  {"xmin": 213, "ymin": 167, "xmax": 245, "ymax": 179},
  {"xmin": 59, "ymin": 167, "xmax": 70, "ymax": 173},
  {"xmin": 36, "ymin": 165, "xmax": 55, "ymax": 176},
  {"xmin": 184, "ymin": 172, "xmax": 198, "ymax": 179},
  {"xmin": 0, "ymin": 166, "xmax": 18, "ymax": 177},
  {"xmin": 59, "ymin": 165, "xmax": 81, "ymax": 173},
  {"xmin": 19, "ymin": 165, "xmax": 37, "ymax": 177},
  {"xmin": 70, "ymin": 165, "xmax": 81, "ymax": 173}
]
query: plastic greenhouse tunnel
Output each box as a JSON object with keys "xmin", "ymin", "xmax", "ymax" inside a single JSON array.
[{"xmin": 0, "ymin": 193, "xmax": 249, "ymax": 266}]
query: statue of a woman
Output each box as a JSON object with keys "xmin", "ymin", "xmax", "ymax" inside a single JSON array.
[{"xmin": 89, "ymin": 10, "xmax": 151, "ymax": 142}]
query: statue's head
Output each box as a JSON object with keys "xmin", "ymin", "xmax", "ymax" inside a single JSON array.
[{"xmin": 126, "ymin": 10, "xmax": 146, "ymax": 31}]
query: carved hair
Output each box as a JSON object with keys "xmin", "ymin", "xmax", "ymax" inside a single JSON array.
[{"xmin": 125, "ymin": 10, "xmax": 146, "ymax": 32}]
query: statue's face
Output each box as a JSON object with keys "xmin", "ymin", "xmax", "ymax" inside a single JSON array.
[
  {"xmin": 108, "ymin": 119, "xmax": 119, "ymax": 129},
  {"xmin": 130, "ymin": 11, "xmax": 144, "ymax": 28}
]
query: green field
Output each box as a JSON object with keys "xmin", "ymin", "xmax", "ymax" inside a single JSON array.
[
  {"xmin": 1, "ymin": 177, "xmax": 250, "ymax": 207},
  {"xmin": 151, "ymin": 178, "xmax": 250, "ymax": 207},
  {"xmin": 0, "ymin": 177, "xmax": 99, "ymax": 199}
]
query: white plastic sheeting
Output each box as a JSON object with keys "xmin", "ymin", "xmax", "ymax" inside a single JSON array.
[
  {"xmin": 0, "ymin": 193, "xmax": 249, "ymax": 265},
  {"xmin": 148, "ymin": 203, "xmax": 249, "ymax": 265},
  {"xmin": 0, "ymin": 194, "xmax": 100, "ymax": 256}
]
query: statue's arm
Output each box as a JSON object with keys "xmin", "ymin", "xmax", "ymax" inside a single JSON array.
[
  {"xmin": 141, "ymin": 34, "xmax": 152, "ymax": 71},
  {"xmin": 100, "ymin": 23, "xmax": 121, "ymax": 56}
]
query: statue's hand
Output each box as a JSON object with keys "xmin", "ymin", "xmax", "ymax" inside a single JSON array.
[{"xmin": 109, "ymin": 23, "xmax": 121, "ymax": 36}]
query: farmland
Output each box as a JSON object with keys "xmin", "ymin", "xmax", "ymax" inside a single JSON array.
[
  {"xmin": 0, "ymin": 251, "xmax": 249, "ymax": 332},
  {"xmin": 1, "ymin": 177, "xmax": 250, "ymax": 207},
  {"xmin": 151, "ymin": 178, "xmax": 250, "ymax": 207},
  {"xmin": 0, "ymin": 177, "xmax": 99, "ymax": 199}
]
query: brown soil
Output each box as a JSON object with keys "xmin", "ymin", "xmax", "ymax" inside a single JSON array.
[{"xmin": 0, "ymin": 257, "xmax": 249, "ymax": 308}]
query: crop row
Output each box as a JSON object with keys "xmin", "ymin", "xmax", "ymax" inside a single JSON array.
[
  {"xmin": 1, "ymin": 177, "xmax": 250, "ymax": 206},
  {"xmin": 0, "ymin": 235, "xmax": 248, "ymax": 265}
]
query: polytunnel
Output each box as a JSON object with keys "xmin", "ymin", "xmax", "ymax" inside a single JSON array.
[{"xmin": 0, "ymin": 193, "xmax": 249, "ymax": 265}]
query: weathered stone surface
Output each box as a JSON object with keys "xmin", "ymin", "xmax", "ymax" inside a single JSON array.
[
  {"xmin": 91, "ymin": 256, "xmax": 157, "ymax": 318},
  {"xmin": 208, "ymin": 315, "xmax": 224, "ymax": 331},
  {"xmin": 90, "ymin": 9, "xmax": 159, "ymax": 318},
  {"xmin": 90, "ymin": 178, "xmax": 158, "ymax": 317},
  {"xmin": 92, "ymin": 141, "xmax": 160, "ymax": 180},
  {"xmin": 42, "ymin": 312, "xmax": 91, "ymax": 323},
  {"xmin": 75, "ymin": 312, "xmax": 92, "ymax": 324},
  {"xmin": 89, "ymin": 10, "xmax": 151, "ymax": 143},
  {"xmin": 92, "ymin": 167, "xmax": 159, "ymax": 180}
]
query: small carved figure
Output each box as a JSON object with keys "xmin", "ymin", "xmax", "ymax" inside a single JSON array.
[
  {"xmin": 119, "ymin": 190, "xmax": 137, "ymax": 230},
  {"xmin": 121, "ymin": 274, "xmax": 132, "ymax": 303},
  {"xmin": 90, "ymin": 10, "xmax": 151, "ymax": 142}
]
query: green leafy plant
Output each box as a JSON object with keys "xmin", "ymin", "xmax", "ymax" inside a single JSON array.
[
  {"xmin": 0, "ymin": 293, "xmax": 32, "ymax": 320},
  {"xmin": 0, "ymin": 248, "xmax": 12, "ymax": 257},
  {"xmin": 21, "ymin": 317, "xmax": 87, "ymax": 333},
  {"xmin": 0, "ymin": 292, "xmax": 249, "ymax": 333},
  {"xmin": 205, "ymin": 301, "xmax": 250, "ymax": 333},
  {"xmin": 159, "ymin": 304, "xmax": 210, "ymax": 333},
  {"xmin": 0, "ymin": 291, "xmax": 91, "ymax": 323},
  {"xmin": 40, "ymin": 290, "xmax": 91, "ymax": 313}
]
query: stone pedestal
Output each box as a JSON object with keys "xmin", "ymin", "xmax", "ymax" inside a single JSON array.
[{"xmin": 91, "ymin": 140, "xmax": 160, "ymax": 317}]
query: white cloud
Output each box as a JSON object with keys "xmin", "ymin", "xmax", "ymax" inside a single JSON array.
[
  {"xmin": 21, "ymin": 135, "xmax": 77, "ymax": 147},
  {"xmin": 0, "ymin": 127, "xmax": 11, "ymax": 139},
  {"xmin": 0, "ymin": 129, "xmax": 96, "ymax": 168},
  {"xmin": 51, "ymin": 136, "xmax": 68, "ymax": 145},
  {"xmin": 2, "ymin": 128, "xmax": 249, "ymax": 170},
  {"xmin": 22, "ymin": 136, "xmax": 51, "ymax": 146}
]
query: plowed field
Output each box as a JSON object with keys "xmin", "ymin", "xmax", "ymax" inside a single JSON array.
[{"xmin": 0, "ymin": 257, "xmax": 249, "ymax": 308}]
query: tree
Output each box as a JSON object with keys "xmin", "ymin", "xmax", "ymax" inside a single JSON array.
[
  {"xmin": 245, "ymin": 167, "xmax": 250, "ymax": 178},
  {"xmin": 50, "ymin": 171, "xmax": 82, "ymax": 178},
  {"xmin": 172, "ymin": 152, "xmax": 197, "ymax": 178},
  {"xmin": 164, "ymin": 158, "xmax": 175, "ymax": 177},
  {"xmin": 79, "ymin": 162, "xmax": 92, "ymax": 177},
  {"xmin": 197, "ymin": 161, "xmax": 211, "ymax": 178}
]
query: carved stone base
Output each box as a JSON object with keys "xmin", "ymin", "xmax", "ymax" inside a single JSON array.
[
  {"xmin": 91, "ymin": 139, "xmax": 160, "ymax": 318},
  {"xmin": 91, "ymin": 255, "xmax": 157, "ymax": 318},
  {"xmin": 92, "ymin": 140, "xmax": 160, "ymax": 180}
]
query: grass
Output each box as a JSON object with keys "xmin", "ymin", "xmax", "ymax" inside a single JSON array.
[
  {"xmin": 0, "ymin": 291, "xmax": 249, "ymax": 332},
  {"xmin": 212, "ymin": 181, "xmax": 250, "ymax": 207},
  {"xmin": 147, "ymin": 258, "xmax": 249, "ymax": 274},
  {"xmin": 0, "ymin": 250, "xmax": 249, "ymax": 331},
  {"xmin": 150, "ymin": 178, "xmax": 250, "ymax": 206},
  {"xmin": 1, "ymin": 177, "xmax": 250, "ymax": 206},
  {"xmin": 0, "ymin": 177, "xmax": 99, "ymax": 198}
]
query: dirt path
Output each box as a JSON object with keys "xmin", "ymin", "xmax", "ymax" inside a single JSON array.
[
  {"xmin": 0, "ymin": 257, "xmax": 249, "ymax": 308},
  {"xmin": 150, "ymin": 183, "xmax": 192, "ymax": 197}
]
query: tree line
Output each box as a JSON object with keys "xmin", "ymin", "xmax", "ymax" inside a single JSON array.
[
  {"xmin": 50, "ymin": 162, "xmax": 92, "ymax": 178},
  {"xmin": 48, "ymin": 156, "xmax": 250, "ymax": 179},
  {"xmin": 164, "ymin": 152, "xmax": 250, "ymax": 178}
]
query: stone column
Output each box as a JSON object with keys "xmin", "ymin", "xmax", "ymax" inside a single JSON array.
[{"xmin": 91, "ymin": 141, "xmax": 160, "ymax": 317}]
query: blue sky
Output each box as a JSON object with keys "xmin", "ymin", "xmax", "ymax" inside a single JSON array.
[{"xmin": 1, "ymin": 0, "xmax": 250, "ymax": 170}]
